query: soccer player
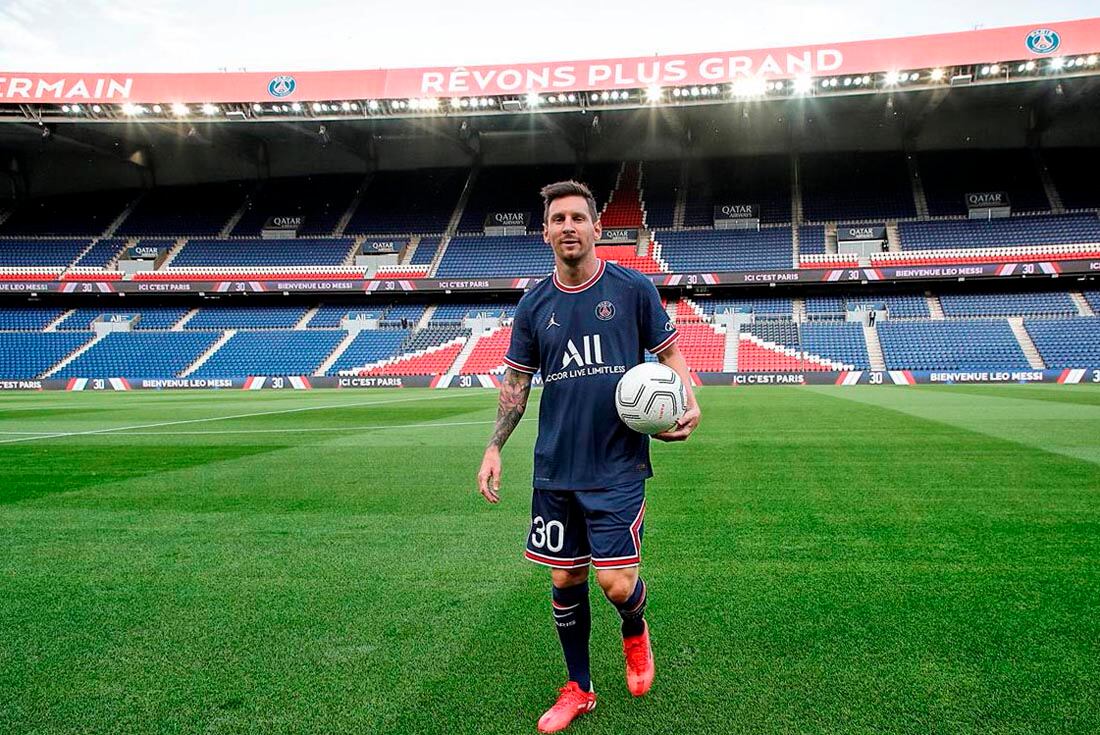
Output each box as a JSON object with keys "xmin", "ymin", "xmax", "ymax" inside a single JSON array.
[{"xmin": 476, "ymin": 180, "xmax": 700, "ymax": 732}]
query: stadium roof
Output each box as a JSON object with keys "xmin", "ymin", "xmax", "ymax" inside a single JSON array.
[{"xmin": 0, "ymin": 18, "xmax": 1097, "ymax": 120}]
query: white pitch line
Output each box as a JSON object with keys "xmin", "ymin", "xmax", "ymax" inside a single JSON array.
[
  {"xmin": 0, "ymin": 418, "xmax": 514, "ymax": 437},
  {"xmin": 0, "ymin": 391, "xmax": 496, "ymax": 446}
]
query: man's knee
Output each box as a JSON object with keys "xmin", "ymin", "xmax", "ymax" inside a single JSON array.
[
  {"xmin": 596, "ymin": 568, "xmax": 639, "ymax": 604},
  {"xmin": 551, "ymin": 567, "xmax": 589, "ymax": 589}
]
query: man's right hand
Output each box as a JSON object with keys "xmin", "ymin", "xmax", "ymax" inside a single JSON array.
[{"xmin": 477, "ymin": 447, "xmax": 502, "ymax": 504}]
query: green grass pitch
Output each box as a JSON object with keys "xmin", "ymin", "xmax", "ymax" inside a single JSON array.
[{"xmin": 2, "ymin": 385, "xmax": 1098, "ymax": 734}]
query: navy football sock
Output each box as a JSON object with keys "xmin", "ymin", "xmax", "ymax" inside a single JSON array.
[
  {"xmin": 551, "ymin": 582, "xmax": 591, "ymax": 691},
  {"xmin": 613, "ymin": 578, "xmax": 647, "ymax": 638}
]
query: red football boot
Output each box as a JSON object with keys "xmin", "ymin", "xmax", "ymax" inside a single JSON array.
[
  {"xmin": 537, "ymin": 681, "xmax": 597, "ymax": 733},
  {"xmin": 623, "ymin": 620, "xmax": 654, "ymax": 696}
]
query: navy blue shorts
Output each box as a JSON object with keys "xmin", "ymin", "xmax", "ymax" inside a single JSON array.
[{"xmin": 524, "ymin": 481, "xmax": 646, "ymax": 570}]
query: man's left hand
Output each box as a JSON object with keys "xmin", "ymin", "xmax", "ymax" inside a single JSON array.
[{"xmin": 654, "ymin": 405, "xmax": 700, "ymax": 442}]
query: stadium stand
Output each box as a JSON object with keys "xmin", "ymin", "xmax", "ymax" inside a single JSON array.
[
  {"xmin": 459, "ymin": 164, "xmax": 576, "ymax": 234},
  {"xmin": 1024, "ymin": 317, "xmax": 1100, "ymax": 367},
  {"xmin": 582, "ymin": 162, "xmax": 624, "ymax": 215},
  {"xmin": 640, "ymin": 160, "xmax": 680, "ymax": 230},
  {"xmin": 403, "ymin": 325, "xmax": 471, "ymax": 350},
  {"xmin": 186, "ymin": 306, "xmax": 308, "ymax": 330},
  {"xmin": 192, "ymin": 330, "xmax": 346, "ymax": 378},
  {"xmin": 878, "ymin": 319, "xmax": 1030, "ymax": 369},
  {"xmin": 434, "ymin": 235, "xmax": 552, "ymax": 278},
  {"xmin": 599, "ymin": 163, "xmax": 646, "ymax": 228},
  {"xmin": 654, "ymin": 228, "xmax": 793, "ymax": 272},
  {"xmin": 55, "ymin": 332, "xmax": 221, "ymax": 379},
  {"xmin": 672, "ymin": 323, "xmax": 725, "ymax": 371},
  {"xmin": 1043, "ymin": 148, "xmax": 1100, "ymax": 211},
  {"xmin": 898, "ymin": 214, "xmax": 1100, "ymax": 251},
  {"xmin": 430, "ymin": 302, "xmax": 517, "ymax": 322},
  {"xmin": 0, "ymin": 239, "xmax": 91, "ymax": 267},
  {"xmin": 919, "ymin": 150, "xmax": 1049, "ymax": 216},
  {"xmin": 0, "ymin": 307, "xmax": 66, "ymax": 330},
  {"xmin": 0, "ymin": 190, "xmax": 136, "ymax": 236},
  {"xmin": 691, "ymin": 296, "xmax": 794, "ymax": 319},
  {"xmin": 1084, "ymin": 291, "xmax": 1100, "ymax": 314},
  {"xmin": 410, "ymin": 237, "xmax": 442, "ymax": 266},
  {"xmin": 361, "ymin": 334, "xmax": 468, "ymax": 376},
  {"xmin": 0, "ymin": 333, "xmax": 91, "ymax": 378},
  {"xmin": 801, "ymin": 152, "xmax": 916, "ymax": 222},
  {"xmin": 117, "ymin": 182, "xmax": 252, "ymax": 236},
  {"xmin": 848, "ymin": 294, "xmax": 930, "ymax": 319},
  {"xmin": 71, "ymin": 238, "xmax": 127, "ymax": 268},
  {"xmin": 459, "ymin": 327, "xmax": 512, "ymax": 374},
  {"xmin": 939, "ymin": 291, "xmax": 1078, "ymax": 317},
  {"xmin": 326, "ymin": 330, "xmax": 410, "ymax": 374},
  {"xmin": 800, "ymin": 322, "xmax": 870, "ymax": 368},
  {"xmin": 683, "ymin": 155, "xmax": 792, "ymax": 227},
  {"xmin": 798, "ymin": 226, "xmax": 826, "ymax": 256},
  {"xmin": 231, "ymin": 174, "xmax": 363, "ymax": 236},
  {"xmin": 346, "ymin": 168, "xmax": 467, "ymax": 235},
  {"xmin": 169, "ymin": 237, "xmax": 355, "ymax": 267},
  {"xmin": 56, "ymin": 307, "xmax": 190, "ymax": 330}
]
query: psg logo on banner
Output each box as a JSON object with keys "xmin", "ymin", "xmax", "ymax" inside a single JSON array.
[
  {"xmin": 1025, "ymin": 29, "xmax": 1060, "ymax": 55},
  {"xmin": 595, "ymin": 301, "xmax": 616, "ymax": 321},
  {"xmin": 268, "ymin": 75, "xmax": 296, "ymax": 97}
]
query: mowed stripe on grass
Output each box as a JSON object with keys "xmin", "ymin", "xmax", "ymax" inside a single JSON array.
[{"xmin": 1, "ymin": 386, "xmax": 1098, "ymax": 734}]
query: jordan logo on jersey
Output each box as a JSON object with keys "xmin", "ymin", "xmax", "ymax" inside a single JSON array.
[{"xmin": 562, "ymin": 335, "xmax": 604, "ymax": 368}]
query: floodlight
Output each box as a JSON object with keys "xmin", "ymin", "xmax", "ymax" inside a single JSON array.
[
  {"xmin": 526, "ymin": 92, "xmax": 541, "ymax": 106},
  {"xmin": 645, "ymin": 84, "xmax": 662, "ymax": 102},
  {"xmin": 291, "ymin": 102, "xmax": 303, "ymax": 112},
  {"xmin": 884, "ymin": 70, "xmax": 900, "ymax": 85},
  {"xmin": 121, "ymin": 103, "xmax": 139, "ymax": 116},
  {"xmin": 1051, "ymin": 57, "xmax": 1066, "ymax": 69},
  {"xmin": 341, "ymin": 101, "xmax": 351, "ymax": 111},
  {"xmin": 990, "ymin": 64, "xmax": 1000, "ymax": 74},
  {"xmin": 201, "ymin": 103, "xmax": 218, "ymax": 116},
  {"xmin": 92, "ymin": 104, "xmax": 102, "ymax": 113},
  {"xmin": 61, "ymin": 105, "xmax": 70, "ymax": 113}
]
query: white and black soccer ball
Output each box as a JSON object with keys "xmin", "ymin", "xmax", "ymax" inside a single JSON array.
[{"xmin": 615, "ymin": 362, "xmax": 687, "ymax": 435}]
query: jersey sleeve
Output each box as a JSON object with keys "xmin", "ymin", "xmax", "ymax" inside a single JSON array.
[
  {"xmin": 640, "ymin": 279, "xmax": 679, "ymax": 354},
  {"xmin": 503, "ymin": 297, "xmax": 540, "ymax": 374}
]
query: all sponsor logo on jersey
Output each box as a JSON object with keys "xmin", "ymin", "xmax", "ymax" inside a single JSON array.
[
  {"xmin": 1025, "ymin": 29, "xmax": 1060, "ymax": 55},
  {"xmin": 595, "ymin": 300, "xmax": 615, "ymax": 321},
  {"xmin": 562, "ymin": 335, "xmax": 604, "ymax": 368},
  {"xmin": 268, "ymin": 75, "xmax": 296, "ymax": 97}
]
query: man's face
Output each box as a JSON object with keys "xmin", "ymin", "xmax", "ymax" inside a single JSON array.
[{"xmin": 543, "ymin": 195, "xmax": 601, "ymax": 266}]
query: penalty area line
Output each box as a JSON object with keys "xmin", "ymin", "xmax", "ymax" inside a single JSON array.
[{"xmin": 0, "ymin": 391, "xmax": 497, "ymax": 445}]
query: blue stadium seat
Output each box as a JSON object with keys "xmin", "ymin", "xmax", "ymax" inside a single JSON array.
[
  {"xmin": 56, "ymin": 332, "xmax": 221, "ymax": 379},
  {"xmin": 0, "ymin": 333, "xmax": 89, "ymax": 378},
  {"xmin": 1025, "ymin": 317, "xmax": 1100, "ymax": 367},
  {"xmin": 193, "ymin": 330, "xmax": 345, "ymax": 377},
  {"xmin": 655, "ymin": 228, "xmax": 793, "ymax": 272},
  {"xmin": 879, "ymin": 319, "xmax": 1030, "ymax": 369}
]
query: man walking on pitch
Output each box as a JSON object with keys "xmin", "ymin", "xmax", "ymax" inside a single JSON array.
[{"xmin": 477, "ymin": 180, "xmax": 700, "ymax": 732}]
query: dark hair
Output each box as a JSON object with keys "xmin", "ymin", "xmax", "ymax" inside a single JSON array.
[{"xmin": 540, "ymin": 180, "xmax": 599, "ymax": 223}]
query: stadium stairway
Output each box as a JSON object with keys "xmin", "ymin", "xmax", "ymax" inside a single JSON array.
[
  {"xmin": 927, "ymin": 294, "xmax": 945, "ymax": 319},
  {"xmin": 863, "ymin": 324, "xmax": 886, "ymax": 371},
  {"xmin": 906, "ymin": 154, "xmax": 930, "ymax": 219},
  {"xmin": 102, "ymin": 192, "xmax": 145, "ymax": 237},
  {"xmin": 442, "ymin": 330, "xmax": 485, "ymax": 381},
  {"xmin": 723, "ymin": 328, "xmax": 739, "ymax": 371},
  {"xmin": 1033, "ymin": 149, "xmax": 1065, "ymax": 214},
  {"xmin": 1070, "ymin": 292, "xmax": 1096, "ymax": 316},
  {"xmin": 159, "ymin": 238, "xmax": 189, "ymax": 268},
  {"xmin": 600, "ymin": 162, "xmax": 646, "ymax": 228},
  {"xmin": 457, "ymin": 326, "xmax": 512, "ymax": 374},
  {"xmin": 1008, "ymin": 317, "xmax": 1046, "ymax": 369},
  {"xmin": 314, "ymin": 331, "xmax": 360, "ymax": 376},
  {"xmin": 180, "ymin": 330, "xmax": 235, "ymax": 377},
  {"xmin": 294, "ymin": 307, "xmax": 319, "ymax": 330},
  {"xmin": 40, "ymin": 333, "xmax": 103, "ymax": 378},
  {"xmin": 43, "ymin": 309, "xmax": 74, "ymax": 332},
  {"xmin": 173, "ymin": 309, "xmax": 200, "ymax": 330},
  {"xmin": 332, "ymin": 175, "xmax": 372, "ymax": 236}
]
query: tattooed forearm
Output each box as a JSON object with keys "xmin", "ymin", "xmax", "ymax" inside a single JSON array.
[{"xmin": 487, "ymin": 368, "xmax": 533, "ymax": 450}]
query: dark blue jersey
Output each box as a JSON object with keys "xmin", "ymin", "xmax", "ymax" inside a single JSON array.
[{"xmin": 504, "ymin": 260, "xmax": 678, "ymax": 491}]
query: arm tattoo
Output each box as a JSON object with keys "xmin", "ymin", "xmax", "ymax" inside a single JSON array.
[{"xmin": 488, "ymin": 368, "xmax": 532, "ymax": 450}]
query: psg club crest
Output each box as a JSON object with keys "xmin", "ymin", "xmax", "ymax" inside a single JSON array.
[
  {"xmin": 1025, "ymin": 29, "xmax": 1060, "ymax": 55},
  {"xmin": 268, "ymin": 75, "xmax": 296, "ymax": 98},
  {"xmin": 595, "ymin": 300, "xmax": 616, "ymax": 321}
]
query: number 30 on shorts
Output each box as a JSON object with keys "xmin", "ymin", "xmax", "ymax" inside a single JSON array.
[{"xmin": 529, "ymin": 515, "xmax": 564, "ymax": 552}]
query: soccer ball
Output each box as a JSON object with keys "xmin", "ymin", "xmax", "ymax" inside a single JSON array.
[{"xmin": 615, "ymin": 362, "xmax": 687, "ymax": 435}]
